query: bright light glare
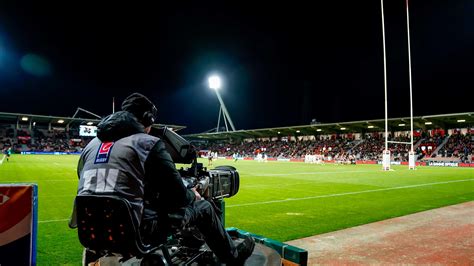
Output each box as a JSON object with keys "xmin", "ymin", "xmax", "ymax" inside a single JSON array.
[
  {"xmin": 58, "ymin": 119, "xmax": 64, "ymax": 124},
  {"xmin": 208, "ymin": 75, "xmax": 221, "ymax": 90},
  {"xmin": 316, "ymin": 129, "xmax": 322, "ymax": 132},
  {"xmin": 340, "ymin": 127, "xmax": 346, "ymax": 130},
  {"xmin": 87, "ymin": 122, "xmax": 93, "ymax": 126},
  {"xmin": 457, "ymin": 119, "xmax": 465, "ymax": 123},
  {"xmin": 424, "ymin": 121, "xmax": 432, "ymax": 125},
  {"xmin": 21, "ymin": 117, "xmax": 28, "ymax": 121},
  {"xmin": 367, "ymin": 125, "xmax": 374, "ymax": 128},
  {"xmin": 398, "ymin": 123, "xmax": 406, "ymax": 126}
]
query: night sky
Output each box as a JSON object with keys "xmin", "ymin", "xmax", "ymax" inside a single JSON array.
[{"xmin": 0, "ymin": 1, "xmax": 472, "ymax": 134}]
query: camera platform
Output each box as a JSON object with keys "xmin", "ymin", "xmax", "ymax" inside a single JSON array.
[
  {"xmin": 245, "ymin": 242, "xmax": 281, "ymax": 266},
  {"xmin": 85, "ymin": 228, "xmax": 307, "ymax": 266},
  {"xmin": 227, "ymin": 228, "xmax": 307, "ymax": 266},
  {"xmin": 162, "ymin": 241, "xmax": 282, "ymax": 266}
]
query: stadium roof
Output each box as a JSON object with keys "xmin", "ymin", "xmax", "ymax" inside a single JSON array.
[
  {"xmin": 185, "ymin": 112, "xmax": 473, "ymax": 141},
  {"xmin": 0, "ymin": 112, "xmax": 186, "ymax": 131}
]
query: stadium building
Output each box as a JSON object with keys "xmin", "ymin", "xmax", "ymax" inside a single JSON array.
[
  {"xmin": 1, "ymin": 111, "xmax": 472, "ymax": 166},
  {"xmin": 186, "ymin": 112, "xmax": 473, "ymax": 167}
]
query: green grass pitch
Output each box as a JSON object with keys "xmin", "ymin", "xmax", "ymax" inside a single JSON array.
[{"xmin": 1, "ymin": 155, "xmax": 473, "ymax": 265}]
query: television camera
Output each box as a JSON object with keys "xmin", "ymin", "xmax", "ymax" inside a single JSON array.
[
  {"xmin": 158, "ymin": 126, "xmax": 240, "ymax": 202},
  {"xmin": 76, "ymin": 128, "xmax": 245, "ymax": 265}
]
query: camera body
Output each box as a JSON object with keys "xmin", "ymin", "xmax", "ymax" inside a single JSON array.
[
  {"xmin": 180, "ymin": 164, "xmax": 240, "ymax": 201},
  {"xmin": 152, "ymin": 126, "xmax": 240, "ymax": 200}
]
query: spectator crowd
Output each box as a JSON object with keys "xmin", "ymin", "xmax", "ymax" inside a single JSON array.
[
  {"xmin": 194, "ymin": 132, "xmax": 472, "ymax": 163},
  {"xmin": 1, "ymin": 127, "xmax": 472, "ymax": 163},
  {"xmin": 1, "ymin": 128, "xmax": 90, "ymax": 154}
]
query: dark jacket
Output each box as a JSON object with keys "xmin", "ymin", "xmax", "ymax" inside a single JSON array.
[{"xmin": 73, "ymin": 111, "xmax": 195, "ymax": 226}]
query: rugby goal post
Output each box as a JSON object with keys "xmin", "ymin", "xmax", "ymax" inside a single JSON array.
[
  {"xmin": 382, "ymin": 150, "xmax": 391, "ymax": 171},
  {"xmin": 380, "ymin": 0, "xmax": 416, "ymax": 170},
  {"xmin": 408, "ymin": 151, "xmax": 416, "ymax": 170}
]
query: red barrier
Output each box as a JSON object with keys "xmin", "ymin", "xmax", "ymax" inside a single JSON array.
[
  {"xmin": 458, "ymin": 163, "xmax": 474, "ymax": 167},
  {"xmin": 290, "ymin": 159, "xmax": 304, "ymax": 162},
  {"xmin": 400, "ymin": 162, "xmax": 425, "ymax": 166},
  {"xmin": 356, "ymin": 160, "xmax": 377, "ymax": 164}
]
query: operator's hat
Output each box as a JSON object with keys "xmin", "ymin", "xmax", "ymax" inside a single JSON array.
[{"xmin": 121, "ymin": 93, "xmax": 157, "ymax": 127}]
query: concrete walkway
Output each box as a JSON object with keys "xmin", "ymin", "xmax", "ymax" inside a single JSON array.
[{"xmin": 287, "ymin": 201, "xmax": 474, "ymax": 265}]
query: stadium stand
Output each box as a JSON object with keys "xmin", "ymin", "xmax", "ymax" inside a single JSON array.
[
  {"xmin": 1, "ymin": 112, "xmax": 472, "ymax": 163},
  {"xmin": 435, "ymin": 132, "xmax": 472, "ymax": 163},
  {"xmin": 188, "ymin": 113, "xmax": 473, "ymax": 164},
  {"xmin": 194, "ymin": 134, "xmax": 429, "ymax": 162},
  {"xmin": 0, "ymin": 112, "xmax": 185, "ymax": 154}
]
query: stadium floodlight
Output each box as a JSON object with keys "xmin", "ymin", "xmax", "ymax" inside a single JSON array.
[
  {"xmin": 340, "ymin": 127, "xmax": 346, "ymax": 130},
  {"xmin": 424, "ymin": 121, "xmax": 432, "ymax": 125},
  {"xmin": 457, "ymin": 119, "xmax": 465, "ymax": 123},
  {"xmin": 58, "ymin": 119, "xmax": 64, "ymax": 124},
  {"xmin": 208, "ymin": 74, "xmax": 236, "ymax": 132},
  {"xmin": 398, "ymin": 123, "xmax": 406, "ymax": 126},
  {"xmin": 367, "ymin": 125, "xmax": 374, "ymax": 129},
  {"xmin": 21, "ymin": 117, "xmax": 28, "ymax": 121},
  {"xmin": 208, "ymin": 75, "xmax": 221, "ymax": 90},
  {"xmin": 316, "ymin": 129, "xmax": 322, "ymax": 132},
  {"xmin": 296, "ymin": 130, "xmax": 300, "ymax": 133},
  {"xmin": 277, "ymin": 131, "xmax": 281, "ymax": 134},
  {"xmin": 87, "ymin": 122, "xmax": 93, "ymax": 126}
]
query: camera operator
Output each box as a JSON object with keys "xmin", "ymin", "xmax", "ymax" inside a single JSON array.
[{"xmin": 70, "ymin": 93, "xmax": 254, "ymax": 264}]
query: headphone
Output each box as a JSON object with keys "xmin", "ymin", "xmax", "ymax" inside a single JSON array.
[{"xmin": 142, "ymin": 105, "xmax": 158, "ymax": 127}]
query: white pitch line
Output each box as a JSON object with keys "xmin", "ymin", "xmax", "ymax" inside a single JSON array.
[
  {"xmin": 0, "ymin": 180, "xmax": 77, "ymax": 183},
  {"xmin": 0, "ymin": 155, "xmax": 5, "ymax": 165},
  {"xmin": 253, "ymin": 170, "xmax": 378, "ymax": 177},
  {"xmin": 246, "ymin": 181, "xmax": 320, "ymax": 189},
  {"xmin": 38, "ymin": 218, "xmax": 70, "ymax": 224},
  {"xmin": 249, "ymin": 167, "xmax": 473, "ymax": 178},
  {"xmin": 227, "ymin": 179, "xmax": 474, "ymax": 208},
  {"xmin": 251, "ymin": 167, "xmax": 474, "ymax": 177},
  {"xmin": 43, "ymin": 179, "xmax": 77, "ymax": 182},
  {"xmin": 42, "ymin": 195, "xmax": 75, "ymax": 198}
]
